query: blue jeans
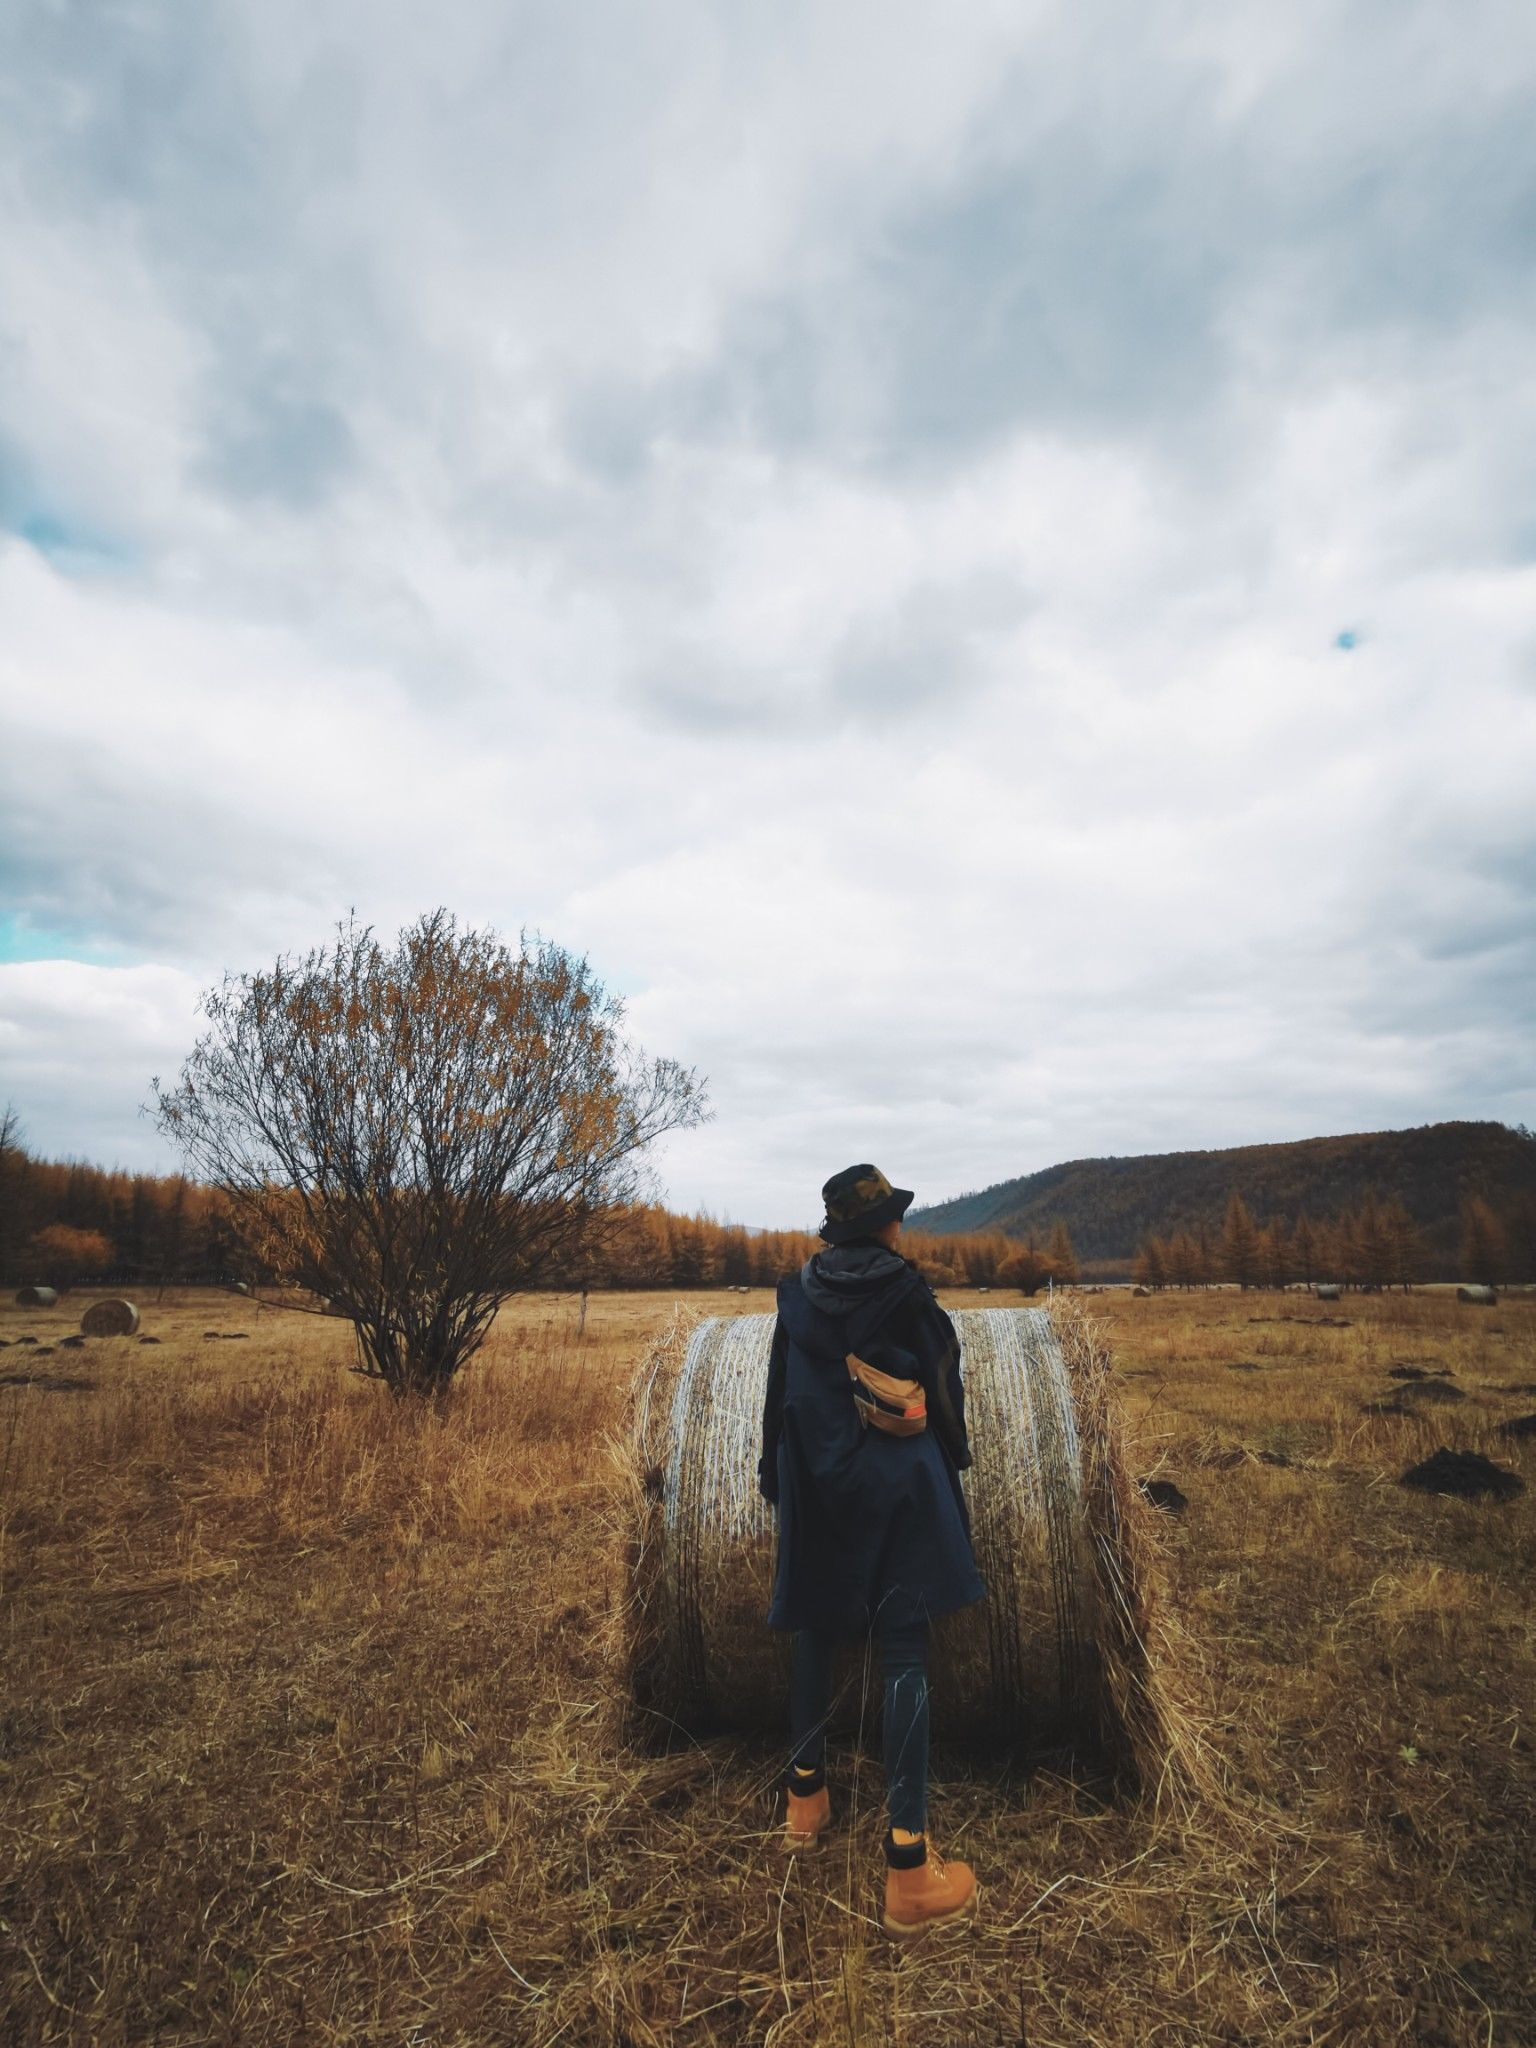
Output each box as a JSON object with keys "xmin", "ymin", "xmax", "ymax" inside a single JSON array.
[{"xmin": 789, "ymin": 1621, "xmax": 929, "ymax": 1835}]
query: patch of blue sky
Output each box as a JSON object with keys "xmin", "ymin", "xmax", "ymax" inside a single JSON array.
[
  {"xmin": 13, "ymin": 512, "xmax": 135, "ymax": 572},
  {"xmin": 0, "ymin": 916, "xmax": 130, "ymax": 966}
]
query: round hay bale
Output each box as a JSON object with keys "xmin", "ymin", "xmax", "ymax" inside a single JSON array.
[
  {"xmin": 80, "ymin": 1299, "xmax": 140, "ymax": 1338},
  {"xmin": 1456, "ymin": 1284, "xmax": 1498, "ymax": 1305},
  {"xmin": 1313, "ymin": 1283, "xmax": 1343, "ymax": 1302},
  {"xmin": 628, "ymin": 1305, "xmax": 1160, "ymax": 1774},
  {"xmin": 15, "ymin": 1286, "xmax": 58, "ymax": 1308}
]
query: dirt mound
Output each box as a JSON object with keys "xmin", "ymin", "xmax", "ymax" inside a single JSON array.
[
  {"xmin": 1497, "ymin": 1414, "xmax": 1536, "ymax": 1439},
  {"xmin": 1399, "ymin": 1449, "xmax": 1524, "ymax": 1501},
  {"xmin": 1138, "ymin": 1478, "xmax": 1188, "ymax": 1515},
  {"xmin": 1362, "ymin": 1399, "xmax": 1413, "ymax": 1417},
  {"xmin": 1387, "ymin": 1365, "xmax": 1454, "ymax": 1382},
  {"xmin": 1396, "ymin": 1378, "xmax": 1465, "ymax": 1404},
  {"xmin": 1226, "ymin": 1360, "xmax": 1263, "ymax": 1372}
]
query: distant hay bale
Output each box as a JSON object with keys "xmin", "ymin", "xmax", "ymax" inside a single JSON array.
[
  {"xmin": 626, "ymin": 1304, "xmax": 1165, "ymax": 1782},
  {"xmin": 15, "ymin": 1286, "xmax": 58, "ymax": 1308},
  {"xmin": 1314, "ymin": 1283, "xmax": 1343, "ymax": 1302},
  {"xmin": 80, "ymin": 1299, "xmax": 140, "ymax": 1337},
  {"xmin": 1456, "ymin": 1284, "xmax": 1498, "ymax": 1306}
]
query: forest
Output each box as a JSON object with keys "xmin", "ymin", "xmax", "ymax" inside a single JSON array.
[{"xmin": 912, "ymin": 1119, "xmax": 1536, "ymax": 1279}]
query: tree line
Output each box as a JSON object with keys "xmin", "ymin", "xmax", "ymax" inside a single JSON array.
[
  {"xmin": 9, "ymin": 1108, "xmax": 1525, "ymax": 1305},
  {"xmin": 0, "ymin": 1109, "xmax": 1083, "ymax": 1297},
  {"xmin": 1134, "ymin": 1188, "xmax": 1536, "ymax": 1291}
]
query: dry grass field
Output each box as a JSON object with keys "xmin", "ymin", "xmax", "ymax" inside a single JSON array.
[{"xmin": 2, "ymin": 1283, "xmax": 1533, "ymax": 2047}]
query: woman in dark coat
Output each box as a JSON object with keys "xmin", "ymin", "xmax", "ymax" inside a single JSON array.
[{"xmin": 758, "ymin": 1163, "xmax": 984, "ymax": 1937}]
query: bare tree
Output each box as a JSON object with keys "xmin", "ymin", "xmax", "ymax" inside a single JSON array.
[{"xmin": 153, "ymin": 912, "xmax": 709, "ymax": 1395}]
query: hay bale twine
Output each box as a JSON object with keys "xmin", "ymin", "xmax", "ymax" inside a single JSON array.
[
  {"xmin": 1314, "ymin": 1283, "xmax": 1343, "ymax": 1302},
  {"xmin": 15, "ymin": 1286, "xmax": 58, "ymax": 1308},
  {"xmin": 629, "ymin": 1305, "xmax": 1159, "ymax": 1772},
  {"xmin": 1456, "ymin": 1284, "xmax": 1498, "ymax": 1305},
  {"xmin": 80, "ymin": 1299, "xmax": 140, "ymax": 1338}
]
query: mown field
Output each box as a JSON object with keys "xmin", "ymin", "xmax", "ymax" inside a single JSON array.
[{"xmin": 2, "ymin": 1284, "xmax": 1533, "ymax": 2047}]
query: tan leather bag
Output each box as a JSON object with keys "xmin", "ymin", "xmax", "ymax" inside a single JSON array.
[{"xmin": 845, "ymin": 1351, "xmax": 928, "ymax": 1437}]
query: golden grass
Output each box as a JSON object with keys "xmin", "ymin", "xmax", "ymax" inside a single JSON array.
[{"xmin": 1, "ymin": 1284, "xmax": 1533, "ymax": 2045}]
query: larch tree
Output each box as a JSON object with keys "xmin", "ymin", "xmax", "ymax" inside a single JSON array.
[
  {"xmin": 1133, "ymin": 1235, "xmax": 1168, "ymax": 1290},
  {"xmin": 1460, "ymin": 1197, "xmax": 1506, "ymax": 1288},
  {"xmin": 1291, "ymin": 1212, "xmax": 1317, "ymax": 1289},
  {"xmin": 1046, "ymin": 1221, "xmax": 1079, "ymax": 1285},
  {"xmin": 1354, "ymin": 1193, "xmax": 1391, "ymax": 1290},
  {"xmin": 1194, "ymin": 1221, "xmax": 1216, "ymax": 1289},
  {"xmin": 1259, "ymin": 1217, "xmax": 1293, "ymax": 1290},
  {"xmin": 1505, "ymin": 1193, "xmax": 1536, "ymax": 1286},
  {"xmin": 0, "ymin": 1103, "xmax": 24, "ymax": 1285},
  {"xmin": 153, "ymin": 911, "xmax": 709, "ymax": 1397},
  {"xmin": 1382, "ymin": 1200, "xmax": 1423, "ymax": 1291},
  {"xmin": 1221, "ymin": 1191, "xmax": 1262, "ymax": 1288},
  {"xmin": 26, "ymin": 1222, "xmax": 113, "ymax": 1286},
  {"xmin": 996, "ymin": 1245, "xmax": 1053, "ymax": 1295},
  {"xmin": 1166, "ymin": 1230, "xmax": 1200, "ymax": 1290}
]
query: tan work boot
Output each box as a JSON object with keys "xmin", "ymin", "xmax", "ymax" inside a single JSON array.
[
  {"xmin": 882, "ymin": 1834, "xmax": 978, "ymax": 1938},
  {"xmin": 781, "ymin": 1763, "xmax": 832, "ymax": 1852}
]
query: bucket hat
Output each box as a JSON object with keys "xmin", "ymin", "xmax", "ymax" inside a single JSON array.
[{"xmin": 818, "ymin": 1164, "xmax": 915, "ymax": 1245}]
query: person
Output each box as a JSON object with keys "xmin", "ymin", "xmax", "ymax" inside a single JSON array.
[{"xmin": 758, "ymin": 1163, "xmax": 985, "ymax": 1938}]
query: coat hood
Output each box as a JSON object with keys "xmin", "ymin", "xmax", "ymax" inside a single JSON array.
[{"xmin": 798, "ymin": 1242, "xmax": 910, "ymax": 1318}]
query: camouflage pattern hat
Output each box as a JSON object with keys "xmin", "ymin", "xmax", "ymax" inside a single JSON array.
[{"xmin": 818, "ymin": 1163, "xmax": 915, "ymax": 1244}]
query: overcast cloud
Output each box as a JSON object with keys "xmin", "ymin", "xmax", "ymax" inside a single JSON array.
[{"xmin": 2, "ymin": 0, "xmax": 1534, "ymax": 1226}]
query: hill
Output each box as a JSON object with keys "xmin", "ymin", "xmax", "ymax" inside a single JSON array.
[{"xmin": 909, "ymin": 1120, "xmax": 1536, "ymax": 1275}]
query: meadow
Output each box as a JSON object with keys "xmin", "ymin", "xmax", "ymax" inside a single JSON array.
[{"xmin": 1, "ymin": 1283, "xmax": 1532, "ymax": 2047}]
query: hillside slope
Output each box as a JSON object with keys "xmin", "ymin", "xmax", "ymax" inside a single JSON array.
[{"xmin": 909, "ymin": 1120, "xmax": 1536, "ymax": 1269}]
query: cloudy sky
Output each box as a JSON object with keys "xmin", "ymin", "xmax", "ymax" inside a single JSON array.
[{"xmin": 2, "ymin": 1, "xmax": 1534, "ymax": 1227}]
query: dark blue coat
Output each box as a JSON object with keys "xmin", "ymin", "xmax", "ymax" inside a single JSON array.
[{"xmin": 758, "ymin": 1246, "xmax": 985, "ymax": 1637}]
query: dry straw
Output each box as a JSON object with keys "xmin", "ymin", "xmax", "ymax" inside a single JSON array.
[
  {"xmin": 80, "ymin": 1298, "xmax": 140, "ymax": 1337},
  {"xmin": 627, "ymin": 1300, "xmax": 1170, "ymax": 1786}
]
